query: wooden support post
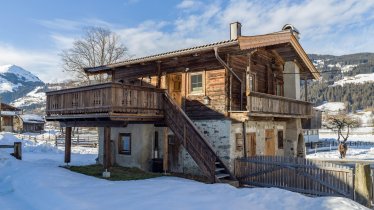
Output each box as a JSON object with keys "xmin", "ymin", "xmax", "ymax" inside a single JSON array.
[
  {"xmin": 65, "ymin": 127, "xmax": 72, "ymax": 164},
  {"xmin": 354, "ymin": 163, "xmax": 372, "ymax": 207},
  {"xmin": 156, "ymin": 61, "xmax": 162, "ymax": 88},
  {"xmin": 163, "ymin": 127, "xmax": 169, "ymax": 173},
  {"xmin": 103, "ymin": 127, "xmax": 111, "ymax": 170},
  {"xmin": 13, "ymin": 142, "xmax": 22, "ymax": 160},
  {"xmin": 304, "ymin": 78, "xmax": 308, "ymax": 102}
]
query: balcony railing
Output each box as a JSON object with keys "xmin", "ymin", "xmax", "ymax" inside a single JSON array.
[
  {"xmin": 247, "ymin": 92, "xmax": 313, "ymax": 117},
  {"xmin": 46, "ymin": 83, "xmax": 165, "ymax": 120}
]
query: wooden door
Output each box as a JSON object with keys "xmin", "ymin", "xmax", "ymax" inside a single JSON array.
[
  {"xmin": 168, "ymin": 73, "xmax": 182, "ymax": 106},
  {"xmin": 265, "ymin": 129, "xmax": 275, "ymax": 156},
  {"xmin": 246, "ymin": 132, "xmax": 256, "ymax": 157}
]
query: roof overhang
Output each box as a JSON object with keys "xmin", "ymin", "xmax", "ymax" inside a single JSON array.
[
  {"xmin": 84, "ymin": 40, "xmax": 239, "ymax": 74},
  {"xmin": 238, "ymin": 32, "xmax": 320, "ymax": 80}
]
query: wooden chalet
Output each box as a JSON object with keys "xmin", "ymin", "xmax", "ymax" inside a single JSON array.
[
  {"xmin": 46, "ymin": 23, "xmax": 320, "ymax": 183},
  {"xmin": 0, "ymin": 103, "xmax": 22, "ymax": 132}
]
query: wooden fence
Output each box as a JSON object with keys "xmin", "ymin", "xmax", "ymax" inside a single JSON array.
[
  {"xmin": 306, "ymin": 141, "xmax": 374, "ymax": 149},
  {"xmin": 235, "ymin": 156, "xmax": 354, "ymax": 198},
  {"xmin": 16, "ymin": 133, "xmax": 98, "ymax": 148}
]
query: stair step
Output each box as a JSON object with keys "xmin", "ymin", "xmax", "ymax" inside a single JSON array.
[
  {"xmin": 215, "ymin": 167, "xmax": 225, "ymax": 172},
  {"xmin": 215, "ymin": 161, "xmax": 221, "ymax": 165},
  {"xmin": 216, "ymin": 173, "xmax": 230, "ymax": 179}
]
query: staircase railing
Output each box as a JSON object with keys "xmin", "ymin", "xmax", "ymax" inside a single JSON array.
[{"xmin": 162, "ymin": 92, "xmax": 234, "ymax": 182}]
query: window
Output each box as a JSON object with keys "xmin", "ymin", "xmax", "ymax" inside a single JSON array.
[
  {"xmin": 190, "ymin": 73, "xmax": 203, "ymax": 93},
  {"xmin": 277, "ymin": 130, "xmax": 284, "ymax": 149},
  {"xmin": 249, "ymin": 73, "xmax": 256, "ymax": 91},
  {"xmin": 118, "ymin": 133, "xmax": 131, "ymax": 155},
  {"xmin": 235, "ymin": 133, "xmax": 244, "ymax": 151}
]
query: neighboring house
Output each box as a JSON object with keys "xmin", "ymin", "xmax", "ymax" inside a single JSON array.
[
  {"xmin": 0, "ymin": 103, "xmax": 22, "ymax": 132},
  {"xmin": 302, "ymin": 109, "xmax": 322, "ymax": 143},
  {"xmin": 46, "ymin": 23, "xmax": 320, "ymax": 183},
  {"xmin": 19, "ymin": 114, "xmax": 45, "ymax": 133}
]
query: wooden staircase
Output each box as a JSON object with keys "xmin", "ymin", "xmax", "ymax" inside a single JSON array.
[{"xmin": 162, "ymin": 93, "xmax": 237, "ymax": 184}]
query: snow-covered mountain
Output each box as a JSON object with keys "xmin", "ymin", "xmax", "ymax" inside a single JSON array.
[{"xmin": 0, "ymin": 64, "xmax": 45, "ymax": 109}]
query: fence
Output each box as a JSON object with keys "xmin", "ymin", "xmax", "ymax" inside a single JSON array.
[
  {"xmin": 235, "ymin": 156, "xmax": 355, "ymax": 198},
  {"xmin": 15, "ymin": 133, "xmax": 99, "ymax": 148},
  {"xmin": 306, "ymin": 141, "xmax": 374, "ymax": 149}
]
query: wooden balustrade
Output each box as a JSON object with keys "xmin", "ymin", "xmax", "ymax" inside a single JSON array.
[
  {"xmin": 46, "ymin": 83, "xmax": 165, "ymax": 119},
  {"xmin": 247, "ymin": 92, "xmax": 313, "ymax": 117}
]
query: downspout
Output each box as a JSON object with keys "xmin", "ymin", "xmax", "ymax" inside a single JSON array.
[{"xmin": 214, "ymin": 47, "xmax": 243, "ymax": 110}]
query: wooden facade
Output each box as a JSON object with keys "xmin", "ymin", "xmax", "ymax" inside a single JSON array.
[{"xmin": 46, "ymin": 27, "xmax": 320, "ymax": 183}]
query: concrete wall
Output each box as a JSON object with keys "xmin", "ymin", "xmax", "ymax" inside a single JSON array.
[{"xmin": 98, "ymin": 124, "xmax": 165, "ymax": 171}]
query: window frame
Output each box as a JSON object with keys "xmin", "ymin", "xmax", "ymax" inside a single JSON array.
[
  {"xmin": 249, "ymin": 73, "xmax": 257, "ymax": 92},
  {"xmin": 188, "ymin": 72, "xmax": 204, "ymax": 94},
  {"xmin": 118, "ymin": 133, "xmax": 131, "ymax": 155},
  {"xmin": 277, "ymin": 130, "xmax": 284, "ymax": 149}
]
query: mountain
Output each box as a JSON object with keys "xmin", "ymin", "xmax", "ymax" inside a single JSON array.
[
  {"xmin": 0, "ymin": 64, "xmax": 45, "ymax": 110},
  {"xmin": 305, "ymin": 53, "xmax": 374, "ymax": 112}
]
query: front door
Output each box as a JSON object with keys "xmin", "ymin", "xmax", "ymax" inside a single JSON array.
[
  {"xmin": 168, "ymin": 73, "xmax": 182, "ymax": 106},
  {"xmin": 246, "ymin": 132, "xmax": 256, "ymax": 157},
  {"xmin": 265, "ymin": 129, "xmax": 275, "ymax": 156}
]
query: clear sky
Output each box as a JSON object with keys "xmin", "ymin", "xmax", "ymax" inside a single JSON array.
[{"xmin": 0, "ymin": 0, "xmax": 373, "ymax": 82}]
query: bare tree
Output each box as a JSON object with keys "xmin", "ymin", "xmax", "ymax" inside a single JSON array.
[
  {"xmin": 61, "ymin": 27, "xmax": 127, "ymax": 84},
  {"xmin": 324, "ymin": 114, "xmax": 361, "ymax": 143}
]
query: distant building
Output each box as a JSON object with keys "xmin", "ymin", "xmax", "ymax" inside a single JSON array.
[
  {"xmin": 0, "ymin": 103, "xmax": 22, "ymax": 132},
  {"xmin": 0, "ymin": 103, "xmax": 45, "ymax": 133},
  {"xmin": 19, "ymin": 114, "xmax": 45, "ymax": 133}
]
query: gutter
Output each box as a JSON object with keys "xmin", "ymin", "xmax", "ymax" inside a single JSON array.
[{"xmin": 214, "ymin": 47, "xmax": 243, "ymax": 110}]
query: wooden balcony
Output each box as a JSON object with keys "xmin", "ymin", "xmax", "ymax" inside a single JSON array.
[
  {"xmin": 46, "ymin": 83, "xmax": 165, "ymax": 123},
  {"xmin": 247, "ymin": 92, "xmax": 313, "ymax": 118}
]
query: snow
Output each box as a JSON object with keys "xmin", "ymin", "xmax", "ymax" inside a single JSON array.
[
  {"xmin": 332, "ymin": 73, "xmax": 374, "ymax": 86},
  {"xmin": 0, "ymin": 133, "xmax": 368, "ymax": 210},
  {"xmin": 19, "ymin": 114, "xmax": 45, "ymax": 123},
  {"xmin": 307, "ymin": 146, "xmax": 374, "ymax": 161},
  {"xmin": 0, "ymin": 64, "xmax": 42, "ymax": 83},
  {"xmin": 11, "ymin": 86, "xmax": 46, "ymax": 107},
  {"xmin": 315, "ymin": 102, "xmax": 346, "ymax": 112},
  {"xmin": 340, "ymin": 64, "xmax": 357, "ymax": 73},
  {"xmin": 0, "ymin": 111, "xmax": 17, "ymax": 116},
  {"xmin": 0, "ymin": 77, "xmax": 22, "ymax": 93}
]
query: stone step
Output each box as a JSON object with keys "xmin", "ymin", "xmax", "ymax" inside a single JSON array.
[{"xmin": 216, "ymin": 173, "xmax": 230, "ymax": 179}]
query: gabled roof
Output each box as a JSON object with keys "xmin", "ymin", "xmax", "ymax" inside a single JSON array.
[
  {"xmin": 85, "ymin": 30, "xmax": 320, "ymax": 80},
  {"xmin": 238, "ymin": 31, "xmax": 320, "ymax": 79},
  {"xmin": 85, "ymin": 39, "xmax": 238, "ymax": 73}
]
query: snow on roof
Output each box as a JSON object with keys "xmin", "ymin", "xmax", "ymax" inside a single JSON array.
[
  {"xmin": 0, "ymin": 111, "xmax": 17, "ymax": 116},
  {"xmin": 20, "ymin": 114, "xmax": 45, "ymax": 124}
]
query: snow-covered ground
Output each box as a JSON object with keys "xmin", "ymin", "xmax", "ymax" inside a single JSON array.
[
  {"xmin": 307, "ymin": 146, "xmax": 374, "ymax": 161},
  {"xmin": 332, "ymin": 73, "xmax": 374, "ymax": 86},
  {"xmin": 0, "ymin": 133, "xmax": 367, "ymax": 210}
]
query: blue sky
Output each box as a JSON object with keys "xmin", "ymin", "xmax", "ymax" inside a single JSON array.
[{"xmin": 0, "ymin": 0, "xmax": 373, "ymax": 82}]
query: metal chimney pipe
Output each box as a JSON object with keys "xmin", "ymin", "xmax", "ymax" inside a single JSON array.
[{"xmin": 230, "ymin": 22, "xmax": 241, "ymax": 40}]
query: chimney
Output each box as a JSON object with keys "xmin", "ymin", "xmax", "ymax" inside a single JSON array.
[
  {"xmin": 282, "ymin": 24, "xmax": 300, "ymax": 40},
  {"xmin": 230, "ymin": 22, "xmax": 241, "ymax": 40}
]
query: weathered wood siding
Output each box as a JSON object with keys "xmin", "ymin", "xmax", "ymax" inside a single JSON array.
[
  {"xmin": 185, "ymin": 69, "xmax": 227, "ymax": 119},
  {"xmin": 249, "ymin": 50, "xmax": 284, "ymax": 95}
]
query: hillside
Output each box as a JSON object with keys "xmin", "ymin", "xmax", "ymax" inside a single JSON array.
[
  {"xmin": 304, "ymin": 53, "xmax": 374, "ymax": 112},
  {"xmin": 0, "ymin": 65, "xmax": 45, "ymax": 108}
]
